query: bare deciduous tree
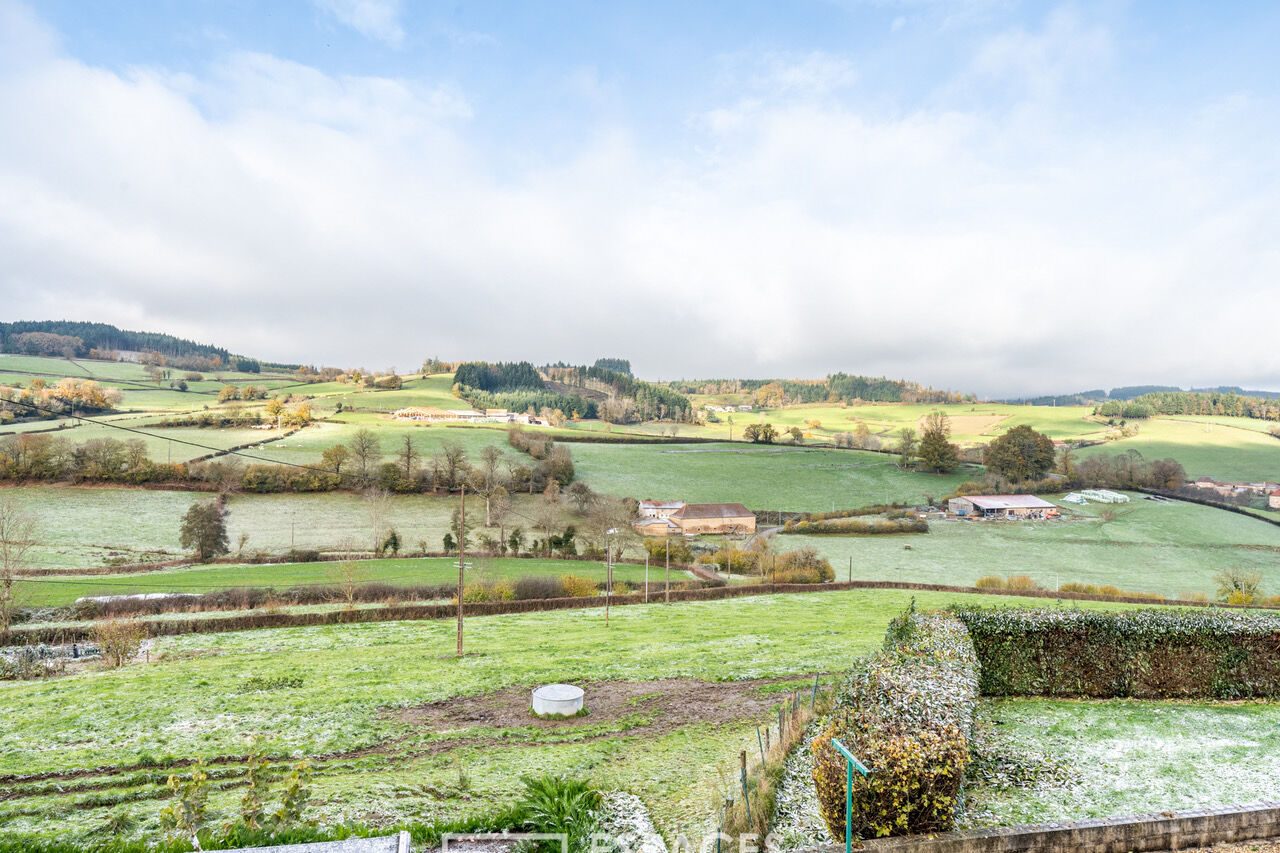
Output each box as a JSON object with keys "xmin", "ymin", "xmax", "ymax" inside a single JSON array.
[
  {"xmin": 0, "ymin": 497, "xmax": 36, "ymax": 639},
  {"xmin": 364, "ymin": 488, "xmax": 391, "ymax": 554}
]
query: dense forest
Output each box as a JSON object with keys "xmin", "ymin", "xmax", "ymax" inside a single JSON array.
[
  {"xmin": 0, "ymin": 321, "xmax": 232, "ymax": 363},
  {"xmin": 1098, "ymin": 390, "xmax": 1280, "ymax": 422}
]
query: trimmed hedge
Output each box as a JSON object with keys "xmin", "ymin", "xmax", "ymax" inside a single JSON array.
[
  {"xmin": 955, "ymin": 607, "xmax": 1280, "ymax": 699},
  {"xmin": 811, "ymin": 612, "xmax": 979, "ymax": 839},
  {"xmin": 783, "ymin": 518, "xmax": 927, "ymax": 535}
]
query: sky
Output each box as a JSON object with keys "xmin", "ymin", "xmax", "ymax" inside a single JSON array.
[{"xmin": 2, "ymin": 1, "xmax": 1279, "ymax": 397}]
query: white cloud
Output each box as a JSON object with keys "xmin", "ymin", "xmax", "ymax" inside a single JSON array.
[
  {"xmin": 1, "ymin": 5, "xmax": 1279, "ymax": 395},
  {"xmin": 313, "ymin": 0, "xmax": 404, "ymax": 46}
]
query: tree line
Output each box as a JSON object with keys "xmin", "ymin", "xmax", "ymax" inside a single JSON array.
[
  {"xmin": 669, "ymin": 373, "xmax": 965, "ymax": 406},
  {"xmin": 0, "ymin": 428, "xmax": 576, "ymax": 495},
  {"xmin": 0, "ymin": 378, "xmax": 119, "ymax": 424},
  {"xmin": 1097, "ymin": 390, "xmax": 1280, "ymax": 422},
  {"xmin": 0, "ymin": 320, "xmax": 233, "ymax": 364}
]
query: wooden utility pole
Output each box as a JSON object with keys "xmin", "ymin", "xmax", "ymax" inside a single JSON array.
[
  {"xmin": 456, "ymin": 484, "xmax": 466, "ymax": 656},
  {"xmin": 665, "ymin": 539, "xmax": 670, "ymax": 603}
]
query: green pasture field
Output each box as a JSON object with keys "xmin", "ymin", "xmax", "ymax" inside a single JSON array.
[
  {"xmin": 682, "ymin": 400, "xmax": 1110, "ymax": 446},
  {"xmin": 570, "ymin": 441, "xmax": 973, "ymax": 511},
  {"xmin": 243, "ymin": 414, "xmax": 518, "ymax": 468},
  {"xmin": 304, "ymin": 373, "xmax": 462, "ymax": 411},
  {"xmin": 0, "ymin": 589, "xmax": 1142, "ymax": 841},
  {"xmin": 790, "ymin": 494, "xmax": 1280, "ymax": 598},
  {"xmin": 0, "ymin": 354, "xmax": 292, "ymax": 384},
  {"xmin": 1163, "ymin": 414, "xmax": 1280, "ymax": 434},
  {"xmin": 965, "ymin": 697, "xmax": 1280, "ymax": 827},
  {"xmin": 17, "ymin": 557, "xmax": 678, "ymax": 608},
  {"xmin": 1, "ymin": 486, "xmax": 480, "ymax": 571},
  {"xmin": 1076, "ymin": 417, "xmax": 1280, "ymax": 481}
]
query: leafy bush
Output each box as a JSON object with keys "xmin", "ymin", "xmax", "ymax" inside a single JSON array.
[
  {"xmin": 811, "ymin": 612, "xmax": 978, "ymax": 840},
  {"xmin": 643, "ymin": 537, "xmax": 692, "ymax": 563},
  {"xmin": 783, "ymin": 518, "xmax": 928, "ymax": 535},
  {"xmin": 1004, "ymin": 575, "xmax": 1041, "ymax": 592},
  {"xmin": 559, "ymin": 575, "xmax": 599, "ymax": 597},
  {"xmin": 513, "ymin": 576, "xmax": 567, "ymax": 600},
  {"xmin": 956, "ymin": 607, "xmax": 1280, "ymax": 699},
  {"xmin": 974, "ymin": 575, "xmax": 1006, "ymax": 589},
  {"xmin": 517, "ymin": 775, "xmax": 601, "ymax": 852},
  {"xmin": 774, "ymin": 547, "xmax": 834, "ymax": 582},
  {"xmin": 93, "ymin": 620, "xmax": 147, "ymax": 668}
]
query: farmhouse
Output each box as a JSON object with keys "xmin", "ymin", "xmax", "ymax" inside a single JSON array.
[
  {"xmin": 632, "ymin": 501, "xmax": 756, "ymax": 535},
  {"xmin": 669, "ymin": 502, "xmax": 756, "ymax": 535},
  {"xmin": 637, "ymin": 499, "xmax": 685, "ymax": 519},
  {"xmin": 1272, "ymin": 492, "xmax": 1280, "ymax": 510},
  {"xmin": 633, "ymin": 516, "xmax": 682, "ymax": 536},
  {"xmin": 948, "ymin": 495, "xmax": 1057, "ymax": 519}
]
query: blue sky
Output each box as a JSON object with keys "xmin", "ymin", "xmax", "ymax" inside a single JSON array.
[{"xmin": 3, "ymin": 1, "xmax": 1280, "ymax": 394}]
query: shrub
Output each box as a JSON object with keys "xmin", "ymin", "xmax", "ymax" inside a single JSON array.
[
  {"xmin": 513, "ymin": 577, "xmax": 567, "ymax": 600},
  {"xmin": 774, "ymin": 547, "xmax": 834, "ymax": 582},
  {"xmin": 517, "ymin": 775, "xmax": 601, "ymax": 852},
  {"xmin": 611, "ymin": 582, "xmax": 631, "ymax": 595},
  {"xmin": 462, "ymin": 584, "xmax": 495, "ymax": 603},
  {"xmin": 93, "ymin": 620, "xmax": 147, "ymax": 668},
  {"xmin": 974, "ymin": 575, "xmax": 1006, "ymax": 589},
  {"xmin": 559, "ymin": 575, "xmax": 599, "ymax": 598},
  {"xmin": 1216, "ymin": 567, "xmax": 1264, "ymax": 604},
  {"xmin": 956, "ymin": 607, "xmax": 1280, "ymax": 699},
  {"xmin": 785, "ymin": 518, "xmax": 928, "ymax": 536},
  {"xmin": 1005, "ymin": 575, "xmax": 1041, "ymax": 591},
  {"xmin": 811, "ymin": 612, "xmax": 978, "ymax": 840},
  {"xmin": 491, "ymin": 580, "xmax": 517, "ymax": 601},
  {"xmin": 643, "ymin": 537, "xmax": 692, "ymax": 563}
]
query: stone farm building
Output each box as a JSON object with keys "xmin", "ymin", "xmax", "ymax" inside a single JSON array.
[
  {"xmin": 632, "ymin": 501, "xmax": 756, "ymax": 536},
  {"xmin": 948, "ymin": 495, "xmax": 1058, "ymax": 519}
]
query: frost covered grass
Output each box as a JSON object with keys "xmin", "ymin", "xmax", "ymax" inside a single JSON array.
[
  {"xmin": 795, "ymin": 495, "xmax": 1280, "ymax": 598},
  {"xmin": 0, "ymin": 589, "xmax": 1138, "ymax": 842},
  {"xmin": 963, "ymin": 697, "xmax": 1280, "ymax": 827},
  {"xmin": 18, "ymin": 556, "xmax": 671, "ymax": 608}
]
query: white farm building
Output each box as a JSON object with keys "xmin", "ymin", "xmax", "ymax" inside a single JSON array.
[{"xmin": 948, "ymin": 495, "xmax": 1057, "ymax": 519}]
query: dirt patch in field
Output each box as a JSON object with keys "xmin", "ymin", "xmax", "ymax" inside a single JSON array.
[{"xmin": 396, "ymin": 677, "xmax": 805, "ymax": 738}]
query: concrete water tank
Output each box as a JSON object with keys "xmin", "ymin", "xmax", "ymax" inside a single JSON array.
[{"xmin": 531, "ymin": 683, "xmax": 585, "ymax": 716}]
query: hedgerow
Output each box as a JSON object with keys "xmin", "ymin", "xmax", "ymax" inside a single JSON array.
[
  {"xmin": 782, "ymin": 518, "xmax": 927, "ymax": 535},
  {"xmin": 954, "ymin": 607, "xmax": 1280, "ymax": 699},
  {"xmin": 811, "ymin": 610, "xmax": 979, "ymax": 840}
]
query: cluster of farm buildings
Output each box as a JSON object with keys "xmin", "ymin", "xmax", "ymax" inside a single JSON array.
[
  {"xmin": 632, "ymin": 500, "xmax": 757, "ymax": 536},
  {"xmin": 1190, "ymin": 477, "xmax": 1280, "ymax": 508}
]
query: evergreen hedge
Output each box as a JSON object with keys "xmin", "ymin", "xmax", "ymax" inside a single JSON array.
[
  {"xmin": 811, "ymin": 611, "xmax": 979, "ymax": 839},
  {"xmin": 955, "ymin": 607, "xmax": 1280, "ymax": 699}
]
